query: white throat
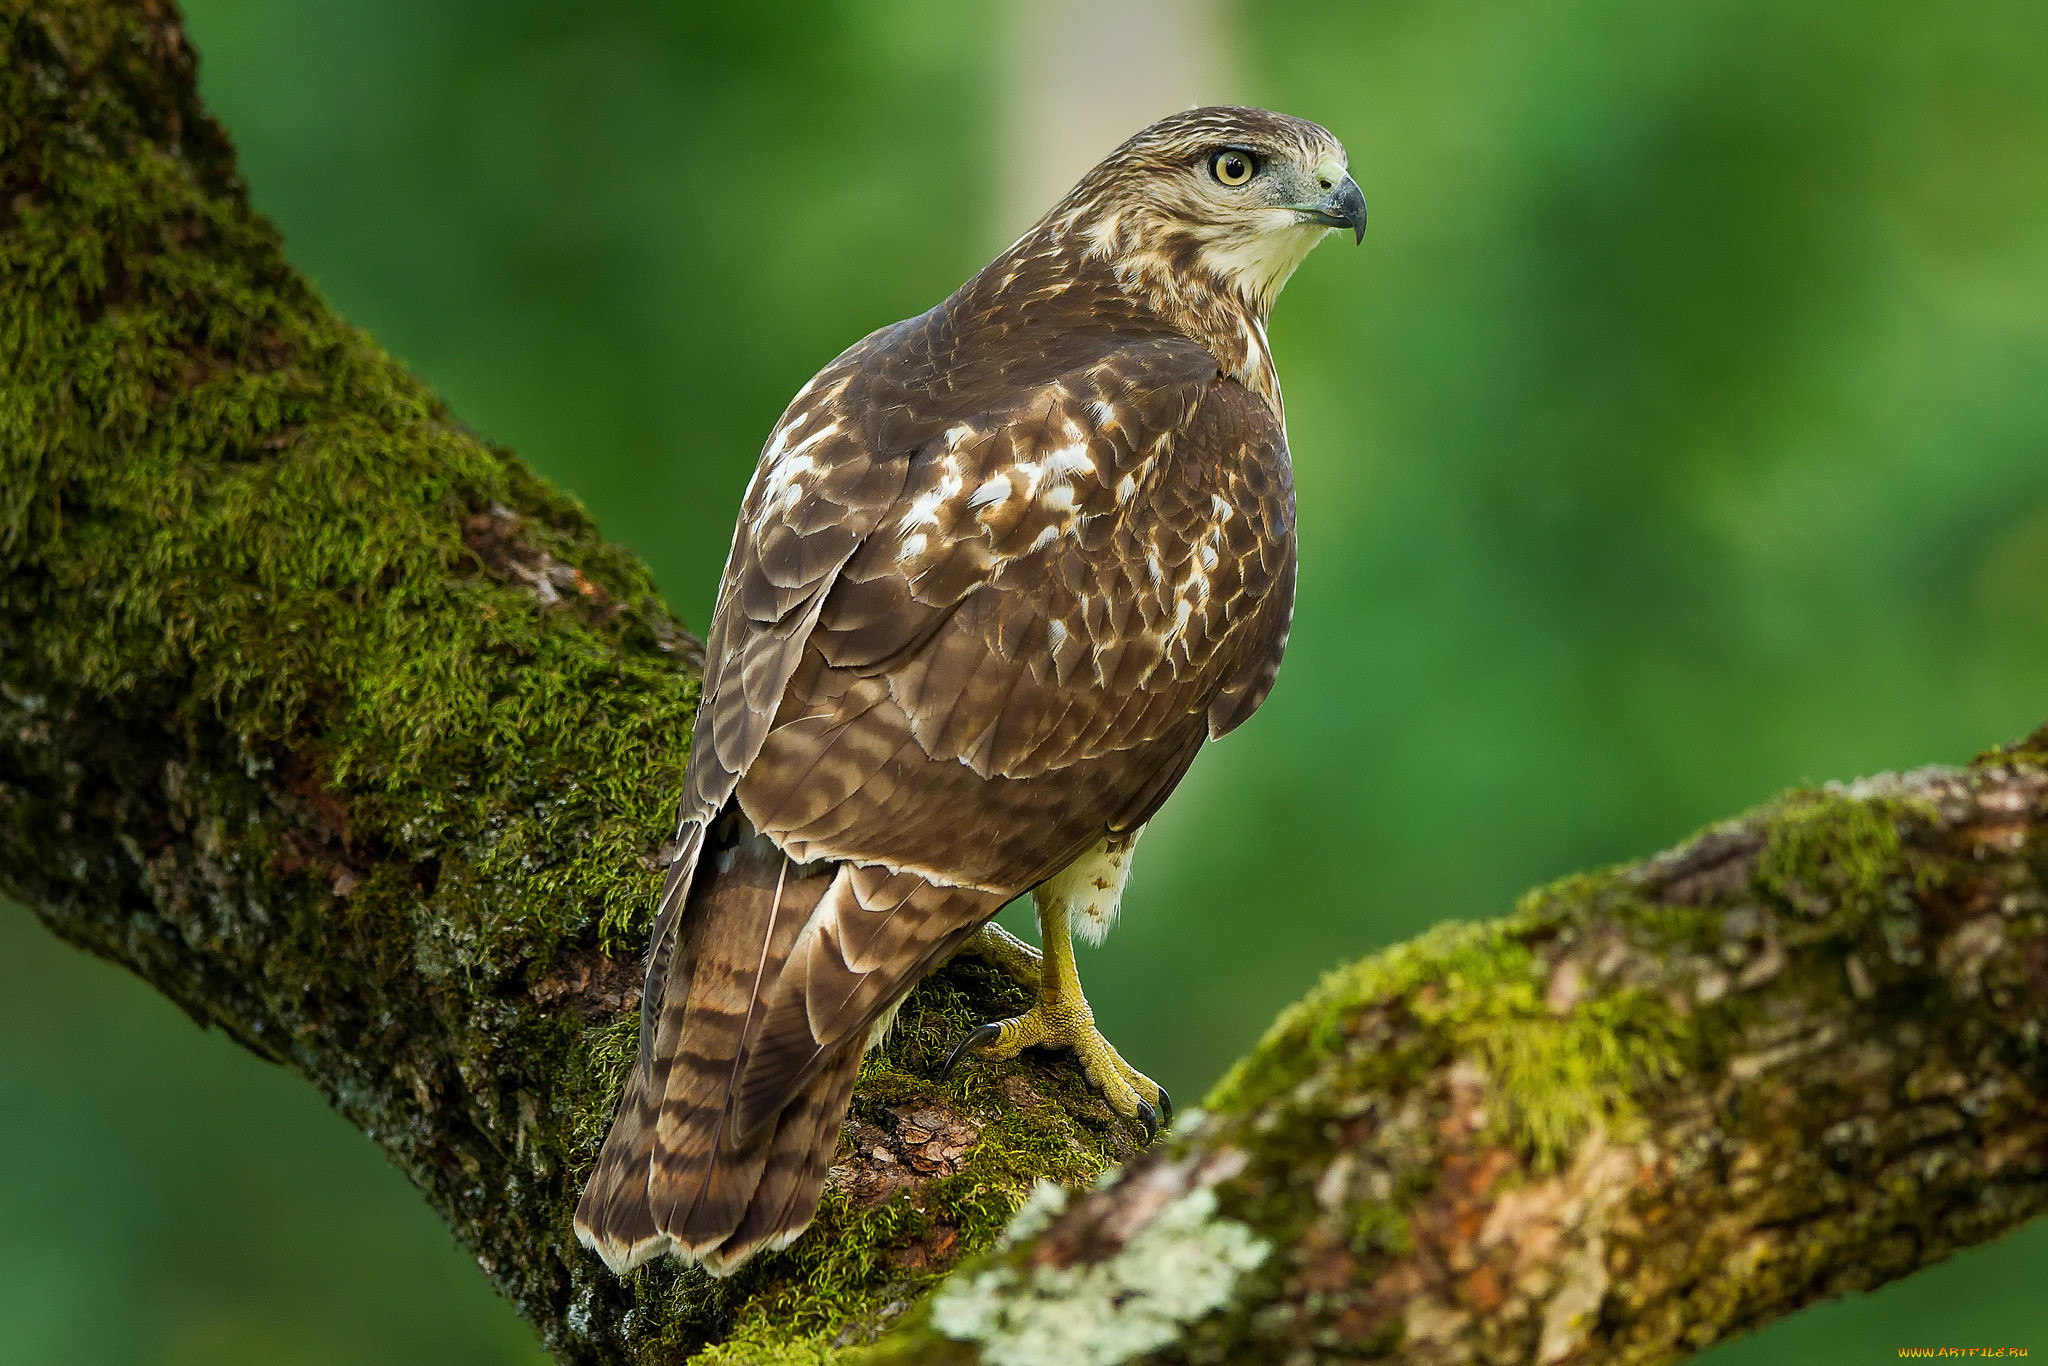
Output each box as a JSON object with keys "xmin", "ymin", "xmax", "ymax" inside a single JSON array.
[{"xmin": 1196, "ymin": 215, "xmax": 1331, "ymax": 317}]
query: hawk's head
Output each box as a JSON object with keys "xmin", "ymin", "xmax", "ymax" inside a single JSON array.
[{"xmin": 1048, "ymin": 106, "xmax": 1364, "ymax": 324}]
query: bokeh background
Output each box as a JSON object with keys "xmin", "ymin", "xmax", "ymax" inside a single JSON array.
[{"xmin": 5, "ymin": 0, "xmax": 2046, "ymax": 1360}]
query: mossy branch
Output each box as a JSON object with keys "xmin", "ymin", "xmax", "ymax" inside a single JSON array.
[
  {"xmin": 3, "ymin": 4, "xmax": 2044, "ymax": 1365},
  {"xmin": 863, "ymin": 754, "xmax": 2048, "ymax": 1364}
]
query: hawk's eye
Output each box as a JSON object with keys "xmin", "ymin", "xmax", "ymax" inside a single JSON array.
[{"xmin": 1210, "ymin": 149, "xmax": 1256, "ymax": 186}]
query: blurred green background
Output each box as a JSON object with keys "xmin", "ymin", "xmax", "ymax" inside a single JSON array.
[{"xmin": 5, "ymin": 0, "xmax": 2047, "ymax": 1360}]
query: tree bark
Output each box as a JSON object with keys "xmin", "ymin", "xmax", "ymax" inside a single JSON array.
[
  {"xmin": 864, "ymin": 756, "xmax": 2048, "ymax": 1365},
  {"xmin": 2, "ymin": 4, "xmax": 2043, "ymax": 1365}
]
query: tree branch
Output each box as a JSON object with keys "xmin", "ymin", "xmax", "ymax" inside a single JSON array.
[
  {"xmin": 3, "ymin": 5, "xmax": 2043, "ymax": 1365},
  {"xmin": 865, "ymin": 756, "xmax": 2048, "ymax": 1364}
]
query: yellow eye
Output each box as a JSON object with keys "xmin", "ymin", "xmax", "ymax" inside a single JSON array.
[{"xmin": 1210, "ymin": 149, "xmax": 1255, "ymax": 186}]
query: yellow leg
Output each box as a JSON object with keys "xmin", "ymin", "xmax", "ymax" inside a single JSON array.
[{"xmin": 946, "ymin": 900, "xmax": 1170, "ymax": 1140}]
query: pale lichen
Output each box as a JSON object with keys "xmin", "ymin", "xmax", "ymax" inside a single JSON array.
[
  {"xmin": 992, "ymin": 1180, "xmax": 1071, "ymax": 1249},
  {"xmin": 929, "ymin": 1187, "xmax": 1268, "ymax": 1366}
]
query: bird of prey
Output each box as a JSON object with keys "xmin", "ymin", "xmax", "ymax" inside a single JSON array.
[{"xmin": 575, "ymin": 105, "xmax": 1364, "ymax": 1276}]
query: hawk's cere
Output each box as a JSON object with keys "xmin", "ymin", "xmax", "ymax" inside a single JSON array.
[{"xmin": 576, "ymin": 106, "xmax": 1365, "ymax": 1275}]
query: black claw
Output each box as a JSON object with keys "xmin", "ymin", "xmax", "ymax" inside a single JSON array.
[
  {"xmin": 940, "ymin": 1023, "xmax": 1003, "ymax": 1080},
  {"xmin": 1134, "ymin": 1096, "xmax": 1160, "ymax": 1143},
  {"xmin": 1155, "ymin": 1084, "xmax": 1173, "ymax": 1128}
]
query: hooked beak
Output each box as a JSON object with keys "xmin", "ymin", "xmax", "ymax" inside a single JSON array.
[{"xmin": 1304, "ymin": 173, "xmax": 1367, "ymax": 243}]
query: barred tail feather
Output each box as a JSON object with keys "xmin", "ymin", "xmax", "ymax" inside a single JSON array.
[
  {"xmin": 574, "ymin": 809, "xmax": 1006, "ymax": 1276},
  {"xmin": 572, "ymin": 832, "xmax": 701, "ymax": 1275},
  {"xmin": 573, "ymin": 812, "xmax": 852, "ymax": 1275},
  {"xmin": 700, "ymin": 1038, "xmax": 865, "ymax": 1272}
]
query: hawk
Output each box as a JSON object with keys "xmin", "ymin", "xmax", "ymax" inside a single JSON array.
[{"xmin": 575, "ymin": 106, "xmax": 1364, "ymax": 1275}]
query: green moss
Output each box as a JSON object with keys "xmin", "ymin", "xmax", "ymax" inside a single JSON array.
[
  {"xmin": 1211, "ymin": 914, "xmax": 1692, "ymax": 1170},
  {"xmin": 1208, "ymin": 919, "xmax": 1503, "ymax": 1117},
  {"xmin": 1220, "ymin": 925, "xmax": 1687, "ymax": 1171},
  {"xmin": 1755, "ymin": 791, "xmax": 1905, "ymax": 923},
  {"xmin": 1524, "ymin": 866, "xmax": 1724, "ymax": 953},
  {"xmin": 567, "ymin": 1017, "xmax": 644, "ymax": 1155},
  {"xmin": 1348, "ymin": 1199, "xmax": 1414, "ymax": 1257},
  {"xmin": 1978, "ymin": 724, "xmax": 2048, "ymax": 769},
  {"xmin": 3, "ymin": 9, "xmax": 697, "ymax": 986},
  {"xmin": 1210, "ymin": 785, "xmax": 1927, "ymax": 1173},
  {"xmin": 1175, "ymin": 785, "xmax": 1943, "ymax": 1361}
]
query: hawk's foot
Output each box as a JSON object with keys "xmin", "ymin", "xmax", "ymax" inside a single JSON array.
[
  {"xmin": 945, "ymin": 879, "xmax": 1168, "ymax": 1141},
  {"xmin": 942, "ymin": 999, "xmax": 1171, "ymax": 1138},
  {"xmin": 942, "ymin": 996, "xmax": 1170, "ymax": 1141}
]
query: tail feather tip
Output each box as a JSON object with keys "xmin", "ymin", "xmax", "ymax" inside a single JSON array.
[
  {"xmin": 574, "ymin": 1219, "xmax": 675, "ymax": 1278},
  {"xmin": 576, "ymin": 1213, "xmax": 767, "ymax": 1279},
  {"xmin": 698, "ymin": 1219, "xmax": 815, "ymax": 1278}
]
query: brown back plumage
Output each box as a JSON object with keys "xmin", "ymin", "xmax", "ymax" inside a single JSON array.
[{"xmin": 576, "ymin": 106, "xmax": 1347, "ymax": 1275}]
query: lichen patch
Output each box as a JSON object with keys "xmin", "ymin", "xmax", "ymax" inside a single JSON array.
[{"xmin": 929, "ymin": 1187, "xmax": 1268, "ymax": 1366}]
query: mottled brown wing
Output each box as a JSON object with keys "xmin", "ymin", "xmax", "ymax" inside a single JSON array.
[
  {"xmin": 670, "ymin": 328, "xmax": 926, "ymax": 858},
  {"xmin": 650, "ymin": 318, "xmax": 1253, "ymax": 914},
  {"xmin": 723, "ymin": 351, "xmax": 1297, "ymax": 1129},
  {"xmin": 757, "ymin": 363, "xmax": 1294, "ymax": 864},
  {"xmin": 631, "ymin": 313, "xmax": 946, "ymax": 1003}
]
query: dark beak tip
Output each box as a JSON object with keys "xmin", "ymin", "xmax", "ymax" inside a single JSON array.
[{"xmin": 1345, "ymin": 181, "xmax": 1368, "ymax": 244}]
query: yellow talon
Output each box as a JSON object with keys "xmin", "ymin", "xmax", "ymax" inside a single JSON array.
[{"xmin": 947, "ymin": 902, "xmax": 1170, "ymax": 1140}]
